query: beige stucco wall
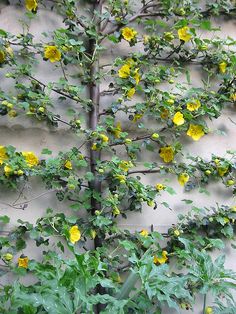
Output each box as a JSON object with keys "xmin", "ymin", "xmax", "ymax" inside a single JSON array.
[{"xmin": 0, "ymin": 3, "xmax": 236, "ymax": 313}]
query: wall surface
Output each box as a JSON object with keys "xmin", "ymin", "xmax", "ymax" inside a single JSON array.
[{"xmin": 0, "ymin": 2, "xmax": 236, "ymax": 313}]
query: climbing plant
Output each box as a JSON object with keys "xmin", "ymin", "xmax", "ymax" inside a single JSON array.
[{"xmin": 0, "ymin": 0, "xmax": 236, "ymax": 313}]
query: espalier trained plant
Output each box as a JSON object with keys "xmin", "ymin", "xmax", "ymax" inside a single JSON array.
[{"xmin": 0, "ymin": 0, "xmax": 236, "ymax": 313}]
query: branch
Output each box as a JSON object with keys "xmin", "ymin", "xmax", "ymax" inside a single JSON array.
[
  {"xmin": 102, "ymin": 2, "xmax": 163, "ymax": 37},
  {"xmin": 27, "ymin": 75, "xmax": 85, "ymax": 103},
  {"xmin": 0, "ymin": 190, "xmax": 58, "ymax": 210},
  {"xmin": 127, "ymin": 168, "xmax": 160, "ymax": 175},
  {"xmin": 110, "ymin": 134, "xmax": 152, "ymax": 147}
]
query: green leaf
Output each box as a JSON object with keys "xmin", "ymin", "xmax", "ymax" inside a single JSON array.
[
  {"xmin": 85, "ymin": 172, "xmax": 94, "ymax": 181},
  {"xmin": 200, "ymin": 20, "xmax": 212, "ymax": 30},
  {"xmin": 0, "ymin": 29, "xmax": 7, "ymax": 37},
  {"xmin": 181, "ymin": 199, "xmax": 193, "ymax": 204},
  {"xmin": 0, "ymin": 215, "xmax": 10, "ymax": 224},
  {"xmin": 198, "ymin": 187, "xmax": 210, "ymax": 196},
  {"xmin": 165, "ymin": 186, "xmax": 176, "ymax": 195},
  {"xmin": 119, "ymin": 240, "xmax": 137, "ymax": 251},
  {"xmin": 41, "ymin": 148, "xmax": 52, "ymax": 155},
  {"xmin": 208, "ymin": 238, "xmax": 225, "ymax": 249}
]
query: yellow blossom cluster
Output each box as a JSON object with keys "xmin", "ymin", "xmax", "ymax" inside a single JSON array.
[
  {"xmin": 219, "ymin": 61, "xmax": 227, "ymax": 74},
  {"xmin": 173, "ymin": 111, "xmax": 185, "ymax": 126},
  {"xmin": 113, "ymin": 121, "xmax": 122, "ymax": 139},
  {"xmin": 159, "ymin": 146, "xmax": 174, "ymax": 163},
  {"xmin": 22, "ymin": 152, "xmax": 39, "ymax": 167},
  {"xmin": 44, "ymin": 46, "xmax": 61, "ymax": 63},
  {"xmin": 118, "ymin": 59, "xmax": 141, "ymax": 99},
  {"xmin": 114, "ymin": 174, "xmax": 126, "ymax": 184},
  {"xmin": 187, "ymin": 124, "xmax": 204, "ymax": 141},
  {"xmin": 178, "ymin": 26, "xmax": 192, "ymax": 42},
  {"xmin": 178, "ymin": 173, "xmax": 189, "ymax": 186},
  {"xmin": 155, "ymin": 183, "xmax": 165, "ymax": 191},
  {"xmin": 140, "ymin": 229, "xmax": 149, "ymax": 237},
  {"xmin": 153, "ymin": 251, "xmax": 168, "ymax": 264},
  {"xmin": 18, "ymin": 256, "xmax": 29, "ymax": 268},
  {"xmin": 25, "ymin": 0, "xmax": 38, "ymax": 12},
  {"xmin": 186, "ymin": 99, "xmax": 201, "ymax": 111},
  {"xmin": 121, "ymin": 27, "xmax": 137, "ymax": 42},
  {"xmin": 0, "ymin": 146, "xmax": 8, "ymax": 165},
  {"xmin": 69, "ymin": 225, "xmax": 81, "ymax": 244},
  {"xmin": 118, "ymin": 160, "xmax": 133, "ymax": 172},
  {"xmin": 64, "ymin": 160, "xmax": 73, "ymax": 170},
  {"xmin": 91, "ymin": 133, "xmax": 109, "ymax": 151}
]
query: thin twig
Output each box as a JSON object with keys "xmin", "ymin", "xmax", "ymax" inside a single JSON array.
[
  {"xmin": 128, "ymin": 168, "xmax": 160, "ymax": 175},
  {"xmin": 110, "ymin": 134, "xmax": 152, "ymax": 147},
  {"xmin": 60, "ymin": 60, "xmax": 68, "ymax": 81}
]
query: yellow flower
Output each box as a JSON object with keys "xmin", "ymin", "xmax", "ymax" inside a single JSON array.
[
  {"xmin": 230, "ymin": 93, "xmax": 236, "ymax": 102},
  {"xmin": 133, "ymin": 113, "xmax": 143, "ymax": 122},
  {"xmin": 174, "ymin": 229, "xmax": 180, "ymax": 236},
  {"xmin": 0, "ymin": 50, "xmax": 6, "ymax": 63},
  {"xmin": 187, "ymin": 99, "xmax": 201, "ymax": 111},
  {"xmin": 160, "ymin": 108, "xmax": 169, "ymax": 119},
  {"xmin": 113, "ymin": 122, "xmax": 122, "ymax": 138},
  {"xmin": 25, "ymin": 0, "xmax": 37, "ymax": 11},
  {"xmin": 0, "ymin": 146, "xmax": 8, "ymax": 165},
  {"xmin": 121, "ymin": 27, "xmax": 137, "ymax": 42},
  {"xmin": 147, "ymin": 200, "xmax": 154, "ymax": 207},
  {"xmin": 3, "ymin": 253, "xmax": 13, "ymax": 261},
  {"xmin": 100, "ymin": 134, "xmax": 109, "ymax": 143},
  {"xmin": 69, "ymin": 225, "xmax": 81, "ymax": 244},
  {"xmin": 118, "ymin": 64, "xmax": 131, "ymax": 78},
  {"xmin": 91, "ymin": 143, "xmax": 98, "ymax": 150},
  {"xmin": 119, "ymin": 160, "xmax": 133, "ymax": 172},
  {"xmin": 166, "ymin": 98, "xmax": 175, "ymax": 105},
  {"xmin": 90, "ymin": 229, "xmax": 97, "ymax": 239},
  {"xmin": 134, "ymin": 68, "xmax": 140, "ymax": 84},
  {"xmin": 143, "ymin": 35, "xmax": 150, "ymax": 44},
  {"xmin": 8, "ymin": 110, "xmax": 17, "ymax": 118},
  {"xmin": 231, "ymin": 206, "xmax": 236, "ymax": 212},
  {"xmin": 172, "ymin": 111, "xmax": 185, "ymax": 126},
  {"xmin": 178, "ymin": 173, "xmax": 189, "ymax": 186},
  {"xmin": 125, "ymin": 138, "xmax": 132, "ymax": 144},
  {"xmin": 219, "ymin": 61, "xmax": 227, "ymax": 74},
  {"xmin": 205, "ymin": 306, "xmax": 213, "ymax": 314},
  {"xmin": 140, "ymin": 229, "xmax": 149, "ymax": 237},
  {"xmin": 187, "ymin": 124, "xmax": 204, "ymax": 141},
  {"xmin": 163, "ymin": 32, "xmax": 175, "ymax": 41},
  {"xmin": 18, "ymin": 256, "xmax": 29, "ymax": 268},
  {"xmin": 44, "ymin": 46, "xmax": 61, "ymax": 63},
  {"xmin": 64, "ymin": 160, "xmax": 72, "ymax": 170},
  {"xmin": 113, "ymin": 206, "xmax": 121, "ymax": 216},
  {"xmin": 4, "ymin": 165, "xmax": 13, "ymax": 176},
  {"xmin": 22, "ymin": 152, "xmax": 39, "ymax": 167},
  {"xmin": 223, "ymin": 217, "xmax": 230, "ymax": 224},
  {"xmin": 151, "ymin": 133, "xmax": 159, "ymax": 140},
  {"xmin": 178, "ymin": 26, "xmax": 192, "ymax": 42},
  {"xmin": 217, "ymin": 166, "xmax": 228, "ymax": 177},
  {"xmin": 2, "ymin": 100, "xmax": 13, "ymax": 108},
  {"xmin": 5, "ymin": 46, "xmax": 14, "ymax": 58},
  {"xmin": 159, "ymin": 146, "xmax": 174, "ymax": 163},
  {"xmin": 127, "ymin": 87, "xmax": 135, "ymax": 98},
  {"xmin": 153, "ymin": 251, "xmax": 168, "ymax": 264},
  {"xmin": 155, "ymin": 183, "xmax": 165, "ymax": 191},
  {"xmin": 114, "ymin": 174, "xmax": 126, "ymax": 184}
]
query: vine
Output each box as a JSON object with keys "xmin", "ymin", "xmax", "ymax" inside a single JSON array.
[{"xmin": 0, "ymin": 0, "xmax": 236, "ymax": 313}]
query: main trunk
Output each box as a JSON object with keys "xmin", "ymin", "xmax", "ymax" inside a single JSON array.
[{"xmin": 88, "ymin": 1, "xmax": 105, "ymax": 313}]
